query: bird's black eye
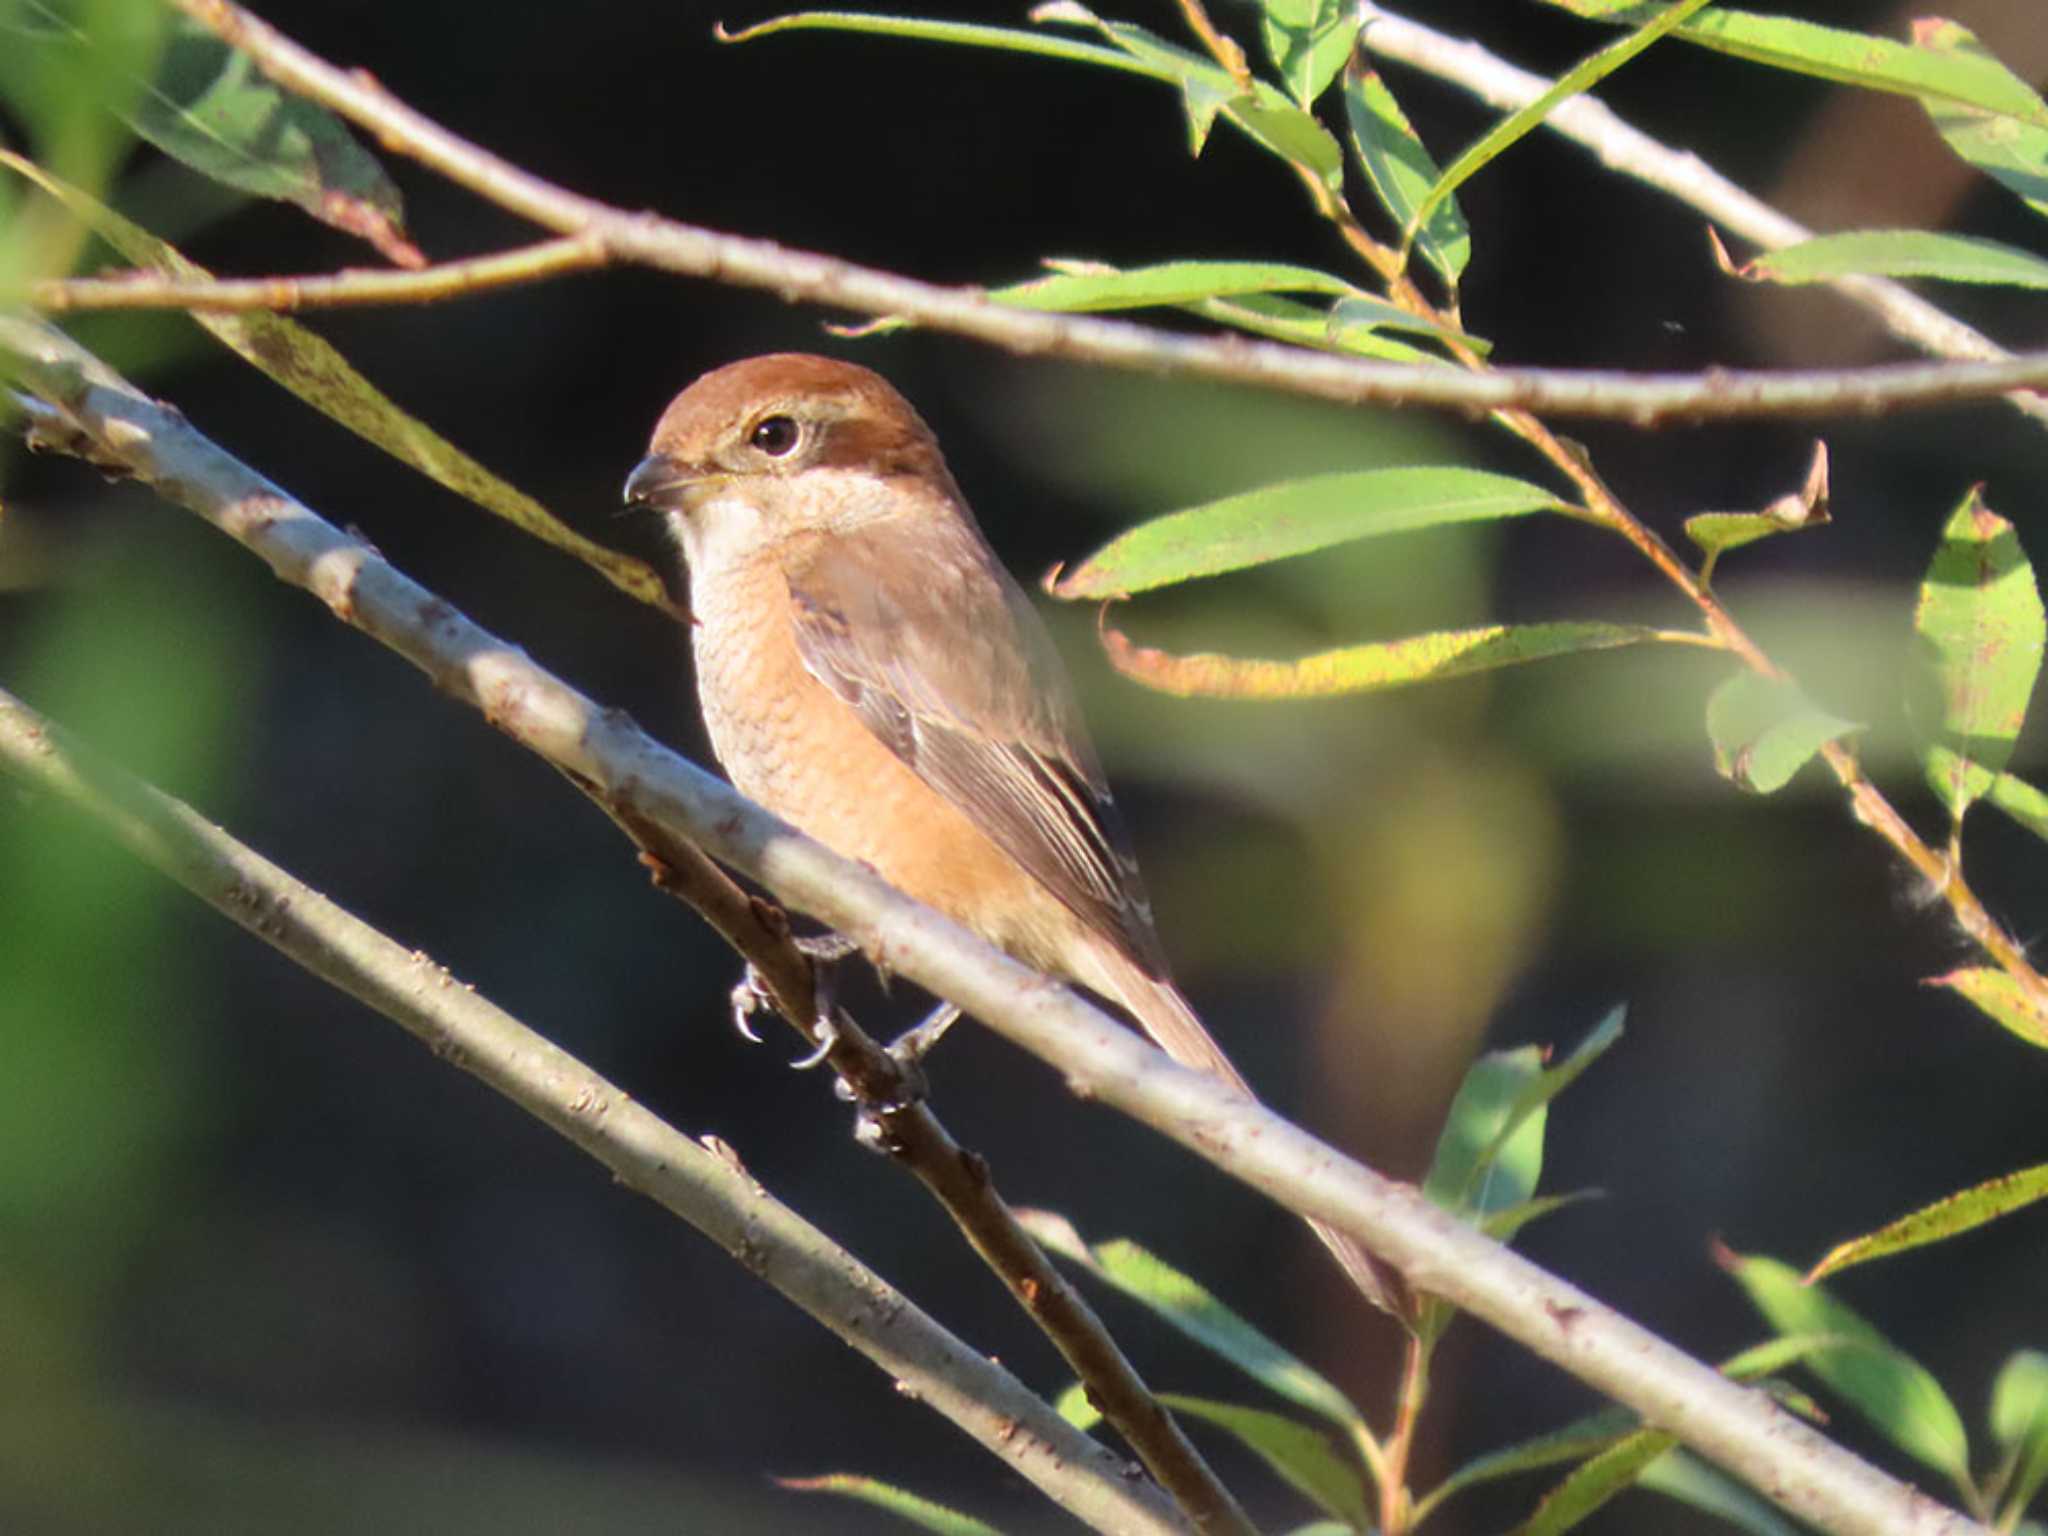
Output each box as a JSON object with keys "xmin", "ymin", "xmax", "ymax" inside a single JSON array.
[{"xmin": 749, "ymin": 414, "xmax": 801, "ymax": 456}]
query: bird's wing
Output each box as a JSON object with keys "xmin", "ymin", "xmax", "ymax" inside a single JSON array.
[{"xmin": 781, "ymin": 512, "xmax": 1167, "ymax": 974}]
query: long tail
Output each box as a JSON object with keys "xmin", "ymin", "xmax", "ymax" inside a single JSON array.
[{"xmin": 1087, "ymin": 946, "xmax": 1402, "ymax": 1316}]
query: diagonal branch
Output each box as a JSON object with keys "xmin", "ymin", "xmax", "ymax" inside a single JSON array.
[
  {"xmin": 0, "ymin": 682, "xmax": 1190, "ymax": 1536},
  {"xmin": 1, "ymin": 315, "xmax": 1991, "ymax": 1536}
]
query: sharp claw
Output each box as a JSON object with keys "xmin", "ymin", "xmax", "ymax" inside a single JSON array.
[
  {"xmin": 789, "ymin": 1017, "xmax": 838, "ymax": 1070},
  {"xmin": 729, "ymin": 967, "xmax": 771, "ymax": 1043}
]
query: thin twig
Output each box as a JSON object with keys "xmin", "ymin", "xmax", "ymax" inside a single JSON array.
[
  {"xmin": 1351, "ymin": 0, "xmax": 2048, "ymax": 431},
  {"xmin": 119, "ymin": 0, "xmax": 2045, "ymax": 422},
  {"xmin": 24, "ymin": 232, "xmax": 608, "ymax": 312},
  {"xmin": 2, "ymin": 313, "xmax": 1991, "ymax": 1536},
  {"xmin": 0, "ymin": 683, "xmax": 1189, "ymax": 1536}
]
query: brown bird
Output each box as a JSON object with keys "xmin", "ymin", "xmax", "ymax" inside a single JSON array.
[{"xmin": 625, "ymin": 354, "xmax": 1394, "ymax": 1313}]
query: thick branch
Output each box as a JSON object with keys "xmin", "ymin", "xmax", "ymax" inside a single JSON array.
[
  {"xmin": 119, "ymin": 0, "xmax": 2045, "ymax": 423},
  {"xmin": 0, "ymin": 684, "xmax": 1187, "ymax": 1536},
  {"xmin": 2, "ymin": 317, "xmax": 1990, "ymax": 1536}
]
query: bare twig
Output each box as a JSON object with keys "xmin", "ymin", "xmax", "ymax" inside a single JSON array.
[
  {"xmin": 70, "ymin": 0, "xmax": 2023, "ymax": 422},
  {"xmin": 0, "ymin": 683, "xmax": 1189, "ymax": 1536},
  {"xmin": 2, "ymin": 312, "xmax": 1992, "ymax": 1536},
  {"xmin": 597, "ymin": 807, "xmax": 1258, "ymax": 1536},
  {"xmin": 25, "ymin": 233, "xmax": 608, "ymax": 312},
  {"xmin": 1352, "ymin": 1, "xmax": 2048, "ymax": 431}
]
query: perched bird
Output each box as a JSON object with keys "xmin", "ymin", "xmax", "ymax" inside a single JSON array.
[{"xmin": 625, "ymin": 354, "xmax": 1393, "ymax": 1312}]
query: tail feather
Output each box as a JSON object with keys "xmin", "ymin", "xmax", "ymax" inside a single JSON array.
[{"xmin": 1089, "ymin": 947, "xmax": 1402, "ymax": 1317}]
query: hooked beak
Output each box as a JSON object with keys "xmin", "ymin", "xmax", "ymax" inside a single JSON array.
[{"xmin": 622, "ymin": 453, "xmax": 697, "ymax": 514}]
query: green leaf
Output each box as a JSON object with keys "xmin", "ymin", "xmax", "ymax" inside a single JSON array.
[
  {"xmin": 1406, "ymin": 0, "xmax": 1714, "ymax": 247},
  {"xmin": 1188, "ymin": 292, "xmax": 1449, "ymax": 363},
  {"xmin": 1705, "ymin": 673, "xmax": 1859, "ymax": 794},
  {"xmin": 1991, "ymin": 1351, "xmax": 2048, "ymax": 1514},
  {"xmin": 1053, "ymin": 1380, "xmax": 1100, "ymax": 1430},
  {"xmin": 1987, "ymin": 772, "xmax": 2048, "ymax": 841},
  {"xmin": 1914, "ymin": 488, "xmax": 2045, "ymax": 822},
  {"xmin": 1540, "ymin": 3, "xmax": 2048, "ymax": 125},
  {"xmin": 719, "ymin": 10, "xmax": 1161, "ymax": 81},
  {"xmin": 129, "ymin": 16, "xmax": 416, "ymax": 265},
  {"xmin": 776, "ymin": 1475, "xmax": 1006, "ymax": 1536},
  {"xmin": 1732, "ymin": 231, "xmax": 2048, "ymax": 290},
  {"xmin": 1050, "ymin": 467, "xmax": 1565, "ymax": 599},
  {"xmin": 1160, "ymin": 1394, "xmax": 1372, "ymax": 1530},
  {"xmin": 1914, "ymin": 20, "xmax": 2048, "ymax": 221},
  {"xmin": 1928, "ymin": 967, "xmax": 2048, "ymax": 1051},
  {"xmin": 1015, "ymin": 1213, "xmax": 1364, "ymax": 1429},
  {"xmin": 1518, "ymin": 1427, "xmax": 1677, "ymax": 1536},
  {"xmin": 1419, "ymin": 1409, "xmax": 1638, "ymax": 1522},
  {"xmin": 1722, "ymin": 1252, "xmax": 1972, "ymax": 1486},
  {"xmin": 1637, "ymin": 1450, "xmax": 1802, "ymax": 1536},
  {"xmin": 1100, "ymin": 620, "xmax": 1656, "ymax": 700},
  {"xmin": 1342, "ymin": 62, "xmax": 1470, "ymax": 288},
  {"xmin": 986, "ymin": 258, "xmax": 1364, "ymax": 313},
  {"xmin": 1259, "ymin": 0, "xmax": 1354, "ymax": 108},
  {"xmin": 1480, "ymin": 1189, "xmax": 1601, "ymax": 1246},
  {"xmin": 1, "ymin": 153, "xmax": 669, "ymax": 612},
  {"xmin": 1806, "ymin": 1163, "xmax": 2048, "ymax": 1281},
  {"xmin": 1684, "ymin": 441, "xmax": 1831, "ymax": 582}
]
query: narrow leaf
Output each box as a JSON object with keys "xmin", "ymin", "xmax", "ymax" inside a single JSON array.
[
  {"xmin": 1, "ymin": 154, "xmax": 668, "ymax": 610},
  {"xmin": 1705, "ymin": 673, "xmax": 1859, "ymax": 793},
  {"xmin": 1051, "ymin": 467, "xmax": 1565, "ymax": 599},
  {"xmin": 719, "ymin": 10, "xmax": 1162, "ymax": 80},
  {"xmin": 1424, "ymin": 1047, "xmax": 1548, "ymax": 1218},
  {"xmin": 1914, "ymin": 488, "xmax": 2045, "ymax": 821},
  {"xmin": 1481, "ymin": 1189, "xmax": 1601, "ymax": 1245},
  {"xmin": 1807, "ymin": 1163, "xmax": 2048, "ymax": 1281},
  {"xmin": 1160, "ymin": 1394, "xmax": 1372, "ymax": 1529},
  {"xmin": 1259, "ymin": 0, "xmax": 1355, "ymax": 109},
  {"xmin": 776, "ymin": 1475, "xmax": 1006, "ymax": 1536},
  {"xmin": 1685, "ymin": 440, "xmax": 1830, "ymax": 577},
  {"xmin": 1927, "ymin": 967, "xmax": 2048, "ymax": 1050},
  {"xmin": 1518, "ymin": 1427, "xmax": 1677, "ymax": 1536},
  {"xmin": 1637, "ymin": 1450, "xmax": 1802, "ymax": 1536},
  {"xmin": 1987, "ymin": 771, "xmax": 2048, "ymax": 841},
  {"xmin": 1915, "ymin": 20, "xmax": 2048, "ymax": 221},
  {"xmin": 1420, "ymin": 1409, "xmax": 1638, "ymax": 1521},
  {"xmin": 1342, "ymin": 62, "xmax": 1470, "ymax": 287},
  {"xmin": 1189, "ymin": 292, "xmax": 1449, "ymax": 363},
  {"xmin": 1100, "ymin": 621, "xmax": 1654, "ymax": 699},
  {"xmin": 1991, "ymin": 1351, "xmax": 2048, "ymax": 1514},
  {"xmin": 986, "ymin": 257, "xmax": 1364, "ymax": 313},
  {"xmin": 1015, "ymin": 1213, "xmax": 1364, "ymax": 1429},
  {"xmin": 1732, "ymin": 230, "xmax": 2048, "ymax": 290},
  {"xmin": 1407, "ymin": 0, "xmax": 1714, "ymax": 245},
  {"xmin": 131, "ymin": 17, "xmax": 418, "ymax": 266},
  {"xmin": 1721, "ymin": 1251, "xmax": 1972, "ymax": 1485},
  {"xmin": 1540, "ymin": 4, "xmax": 2048, "ymax": 125}
]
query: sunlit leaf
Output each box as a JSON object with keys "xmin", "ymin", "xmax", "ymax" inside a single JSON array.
[
  {"xmin": 1161, "ymin": 1395, "xmax": 1372, "ymax": 1529},
  {"xmin": 1016, "ymin": 1213, "xmax": 1364, "ymax": 1428},
  {"xmin": 1342, "ymin": 62, "xmax": 1469, "ymax": 288},
  {"xmin": 1685, "ymin": 441, "xmax": 1830, "ymax": 582},
  {"xmin": 1420, "ymin": 1409, "xmax": 1637, "ymax": 1521},
  {"xmin": 777, "ymin": 1475, "xmax": 1006, "ymax": 1536},
  {"xmin": 1540, "ymin": 3, "xmax": 2048, "ymax": 125},
  {"xmin": 1100, "ymin": 621, "xmax": 1655, "ymax": 699},
  {"xmin": 1259, "ymin": 0, "xmax": 1354, "ymax": 108},
  {"xmin": 987, "ymin": 257, "xmax": 1363, "ymax": 313},
  {"xmin": 1730, "ymin": 230, "xmax": 2048, "ymax": 290},
  {"xmin": 1, "ymin": 154, "xmax": 669, "ymax": 611},
  {"xmin": 1914, "ymin": 20, "xmax": 2048, "ymax": 221},
  {"xmin": 1987, "ymin": 772, "xmax": 2048, "ymax": 841},
  {"xmin": 1927, "ymin": 967, "xmax": 2048, "ymax": 1051},
  {"xmin": 1704, "ymin": 673, "xmax": 1859, "ymax": 793},
  {"xmin": 1721, "ymin": 1251, "xmax": 1972, "ymax": 1485},
  {"xmin": 1807, "ymin": 1163, "xmax": 2048, "ymax": 1281},
  {"xmin": 1051, "ymin": 467, "xmax": 1564, "ymax": 599},
  {"xmin": 1405, "ymin": 0, "xmax": 1713, "ymax": 246},
  {"xmin": 1519, "ymin": 1427, "xmax": 1676, "ymax": 1536},
  {"xmin": 1913, "ymin": 488, "xmax": 2045, "ymax": 822}
]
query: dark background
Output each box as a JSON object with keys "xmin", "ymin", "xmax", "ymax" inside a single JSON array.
[{"xmin": 2, "ymin": 1, "xmax": 2043, "ymax": 1531}]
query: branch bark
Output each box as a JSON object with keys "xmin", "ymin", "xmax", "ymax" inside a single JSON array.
[{"xmin": 2, "ymin": 314, "xmax": 1992, "ymax": 1536}]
